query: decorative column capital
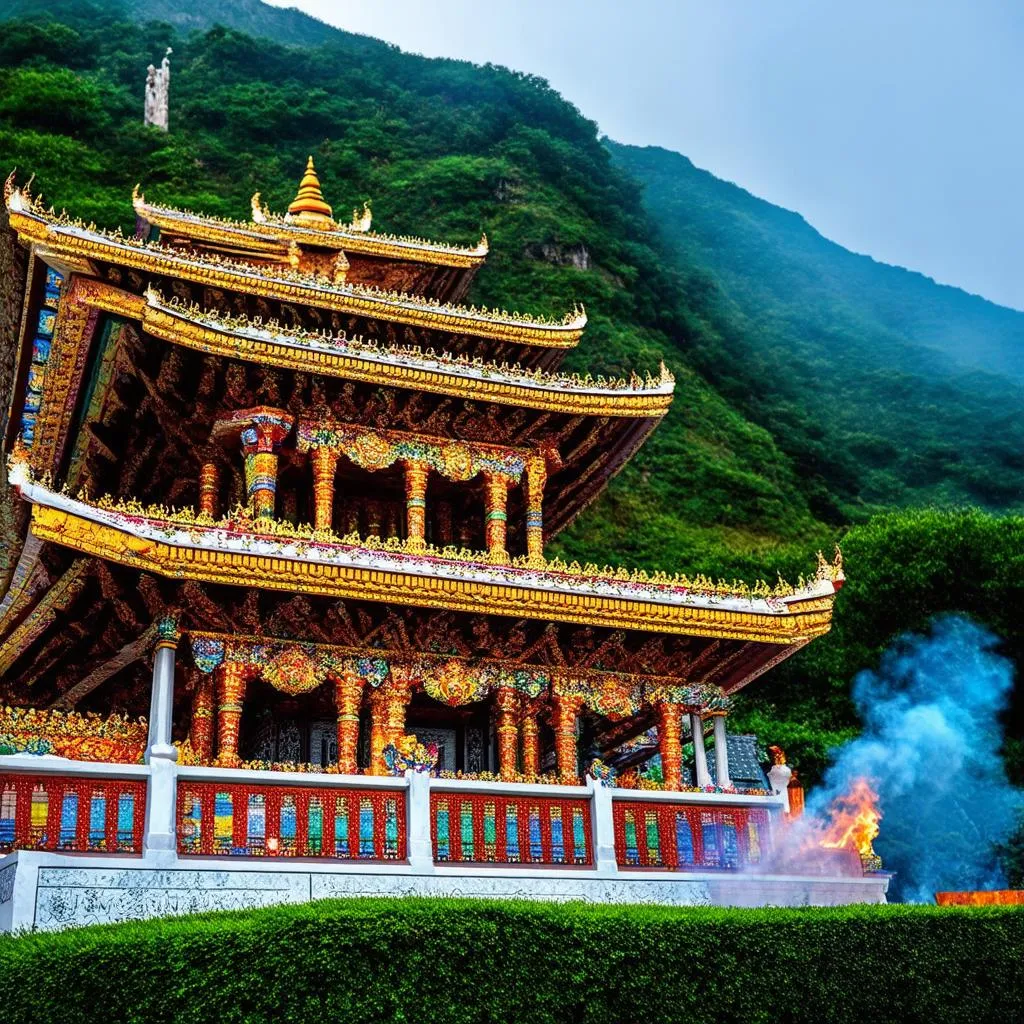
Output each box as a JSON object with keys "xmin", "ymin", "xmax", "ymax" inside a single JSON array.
[
  {"xmin": 495, "ymin": 684, "xmax": 520, "ymax": 714},
  {"xmin": 155, "ymin": 614, "xmax": 180, "ymax": 650},
  {"xmin": 211, "ymin": 405, "xmax": 295, "ymax": 452},
  {"xmin": 213, "ymin": 407, "xmax": 294, "ymax": 520}
]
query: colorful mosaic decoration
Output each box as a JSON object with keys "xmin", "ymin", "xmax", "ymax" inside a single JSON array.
[
  {"xmin": 19, "ymin": 268, "xmax": 62, "ymax": 447},
  {"xmin": 297, "ymin": 420, "xmax": 532, "ymax": 484},
  {"xmin": 0, "ymin": 706, "xmax": 147, "ymax": 764},
  {"xmin": 415, "ymin": 659, "xmax": 487, "ymax": 707},
  {"xmin": 0, "ymin": 773, "xmax": 146, "ymax": 853},
  {"xmin": 189, "ymin": 635, "xmax": 388, "ymax": 695},
  {"xmin": 176, "ymin": 781, "xmax": 405, "ymax": 859},
  {"xmin": 612, "ymin": 799, "xmax": 771, "ymax": 870},
  {"xmin": 431, "ymin": 791, "xmax": 592, "ymax": 866}
]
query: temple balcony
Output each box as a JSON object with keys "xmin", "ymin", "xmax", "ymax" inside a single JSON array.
[
  {"xmin": 12, "ymin": 475, "xmax": 841, "ymax": 644},
  {"xmin": 0, "ymin": 752, "xmax": 886, "ymax": 932}
]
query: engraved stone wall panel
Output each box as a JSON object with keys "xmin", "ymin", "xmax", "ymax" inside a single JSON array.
[{"xmin": 34, "ymin": 866, "xmax": 309, "ymax": 930}]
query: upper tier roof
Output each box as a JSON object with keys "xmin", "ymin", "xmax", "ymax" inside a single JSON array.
[
  {"xmin": 134, "ymin": 192, "xmax": 490, "ymax": 269},
  {"xmin": 7, "ymin": 192, "xmax": 585, "ymax": 349},
  {"xmin": 131, "ymin": 156, "xmax": 490, "ymax": 275}
]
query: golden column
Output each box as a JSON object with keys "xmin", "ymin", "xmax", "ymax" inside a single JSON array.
[
  {"xmin": 524, "ymin": 455, "xmax": 547, "ymax": 564},
  {"xmin": 214, "ymin": 662, "xmax": 248, "ymax": 767},
  {"xmin": 403, "ymin": 459, "xmax": 429, "ymax": 550},
  {"xmin": 368, "ymin": 680, "xmax": 412, "ymax": 774},
  {"xmin": 333, "ymin": 666, "xmax": 364, "ymax": 775},
  {"xmin": 552, "ymin": 693, "xmax": 584, "ymax": 784},
  {"xmin": 310, "ymin": 445, "xmax": 339, "ymax": 532},
  {"xmin": 483, "ymin": 472, "xmax": 509, "ymax": 562},
  {"xmin": 520, "ymin": 696, "xmax": 541, "ymax": 777},
  {"xmin": 189, "ymin": 672, "xmax": 216, "ymax": 763},
  {"xmin": 198, "ymin": 461, "xmax": 220, "ymax": 518},
  {"xmin": 656, "ymin": 702, "xmax": 684, "ymax": 792},
  {"xmin": 495, "ymin": 686, "xmax": 520, "ymax": 780}
]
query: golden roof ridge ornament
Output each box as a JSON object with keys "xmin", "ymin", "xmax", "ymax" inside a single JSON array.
[
  {"xmin": 286, "ymin": 156, "xmax": 335, "ymax": 230},
  {"xmin": 349, "ymin": 200, "xmax": 372, "ymax": 233},
  {"xmin": 250, "ymin": 191, "xmax": 268, "ymax": 225}
]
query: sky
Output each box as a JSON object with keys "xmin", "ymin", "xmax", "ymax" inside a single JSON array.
[{"xmin": 267, "ymin": 0, "xmax": 1024, "ymax": 311}]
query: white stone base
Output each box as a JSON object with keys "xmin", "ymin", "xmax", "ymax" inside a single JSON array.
[{"xmin": 0, "ymin": 850, "xmax": 889, "ymax": 932}]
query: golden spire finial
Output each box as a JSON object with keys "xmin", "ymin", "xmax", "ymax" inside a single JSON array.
[{"xmin": 285, "ymin": 155, "xmax": 334, "ymax": 229}]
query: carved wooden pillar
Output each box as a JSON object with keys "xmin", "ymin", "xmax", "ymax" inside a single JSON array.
[
  {"xmin": 237, "ymin": 409, "xmax": 294, "ymax": 519},
  {"xmin": 334, "ymin": 667, "xmax": 364, "ymax": 775},
  {"xmin": 520, "ymin": 697, "xmax": 540, "ymax": 777},
  {"xmin": 368, "ymin": 680, "xmax": 411, "ymax": 774},
  {"xmin": 310, "ymin": 445, "xmax": 339, "ymax": 532},
  {"xmin": 524, "ymin": 455, "xmax": 547, "ymax": 564},
  {"xmin": 656, "ymin": 702, "xmax": 684, "ymax": 792},
  {"xmin": 189, "ymin": 672, "xmax": 216, "ymax": 763},
  {"xmin": 368, "ymin": 687, "xmax": 388, "ymax": 776},
  {"xmin": 214, "ymin": 662, "xmax": 247, "ymax": 767},
  {"xmin": 483, "ymin": 472, "xmax": 509, "ymax": 562},
  {"xmin": 403, "ymin": 459, "xmax": 429, "ymax": 550},
  {"xmin": 552, "ymin": 693, "xmax": 583, "ymax": 784},
  {"xmin": 198, "ymin": 461, "xmax": 220, "ymax": 517},
  {"xmin": 495, "ymin": 687, "xmax": 520, "ymax": 780}
]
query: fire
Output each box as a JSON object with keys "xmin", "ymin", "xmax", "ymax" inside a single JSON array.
[{"xmin": 816, "ymin": 778, "xmax": 882, "ymax": 870}]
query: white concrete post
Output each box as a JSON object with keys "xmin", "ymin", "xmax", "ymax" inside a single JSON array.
[
  {"xmin": 712, "ymin": 715, "xmax": 732, "ymax": 790},
  {"xmin": 768, "ymin": 762, "xmax": 793, "ymax": 814},
  {"xmin": 408, "ymin": 771, "xmax": 436, "ymax": 873},
  {"xmin": 143, "ymin": 619, "xmax": 179, "ymax": 858},
  {"xmin": 588, "ymin": 775, "xmax": 618, "ymax": 876},
  {"xmin": 691, "ymin": 713, "xmax": 712, "ymax": 789}
]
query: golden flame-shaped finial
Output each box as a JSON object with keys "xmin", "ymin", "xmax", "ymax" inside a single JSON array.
[{"xmin": 285, "ymin": 155, "xmax": 334, "ymax": 229}]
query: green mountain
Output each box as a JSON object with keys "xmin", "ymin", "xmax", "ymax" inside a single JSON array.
[
  {"xmin": 608, "ymin": 142, "xmax": 1024, "ymax": 515},
  {"xmin": 2, "ymin": 0, "xmax": 1024, "ymax": 782},
  {"xmin": 1, "ymin": 0, "xmax": 344, "ymax": 48}
]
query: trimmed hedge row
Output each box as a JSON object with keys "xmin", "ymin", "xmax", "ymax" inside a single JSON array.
[{"xmin": 1, "ymin": 898, "xmax": 1022, "ymax": 1023}]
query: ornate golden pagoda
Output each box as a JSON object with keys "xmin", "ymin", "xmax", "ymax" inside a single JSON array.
[{"xmin": 0, "ymin": 165, "xmax": 863, "ymax": 930}]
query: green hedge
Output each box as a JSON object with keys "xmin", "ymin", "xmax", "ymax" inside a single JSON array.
[{"xmin": 1, "ymin": 898, "xmax": 1021, "ymax": 1023}]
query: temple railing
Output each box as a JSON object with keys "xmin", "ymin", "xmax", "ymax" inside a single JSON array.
[
  {"xmin": 0, "ymin": 758, "xmax": 148, "ymax": 855},
  {"xmin": 0, "ymin": 755, "xmax": 800, "ymax": 876},
  {"xmin": 175, "ymin": 767, "xmax": 406, "ymax": 860},
  {"xmin": 612, "ymin": 795, "xmax": 772, "ymax": 871},
  {"xmin": 430, "ymin": 779, "xmax": 592, "ymax": 866}
]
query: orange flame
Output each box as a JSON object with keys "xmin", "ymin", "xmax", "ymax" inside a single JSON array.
[{"xmin": 816, "ymin": 778, "xmax": 882, "ymax": 868}]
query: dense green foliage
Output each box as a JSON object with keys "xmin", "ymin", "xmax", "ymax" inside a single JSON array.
[
  {"xmin": 2, "ymin": 898, "xmax": 1022, "ymax": 1023},
  {"xmin": 733, "ymin": 507, "xmax": 1024, "ymax": 781},
  {"xmin": 610, "ymin": 142, "xmax": 1024, "ymax": 515},
  {"xmin": 1, "ymin": 1, "xmax": 1023, "ymax": 797}
]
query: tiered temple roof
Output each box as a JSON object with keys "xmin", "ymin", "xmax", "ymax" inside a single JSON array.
[{"xmin": 0, "ymin": 163, "xmax": 842, "ymax": 785}]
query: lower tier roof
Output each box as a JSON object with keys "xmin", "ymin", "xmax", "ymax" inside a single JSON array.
[{"xmin": 15, "ymin": 475, "xmax": 839, "ymax": 650}]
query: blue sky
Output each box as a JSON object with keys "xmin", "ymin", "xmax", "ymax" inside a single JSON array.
[{"xmin": 269, "ymin": 1, "xmax": 1024, "ymax": 310}]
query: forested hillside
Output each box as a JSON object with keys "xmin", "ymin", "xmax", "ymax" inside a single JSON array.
[
  {"xmin": 609, "ymin": 142, "xmax": 1024, "ymax": 514},
  {"xmin": 1, "ymin": 0, "xmax": 1022, "ymax": 790}
]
